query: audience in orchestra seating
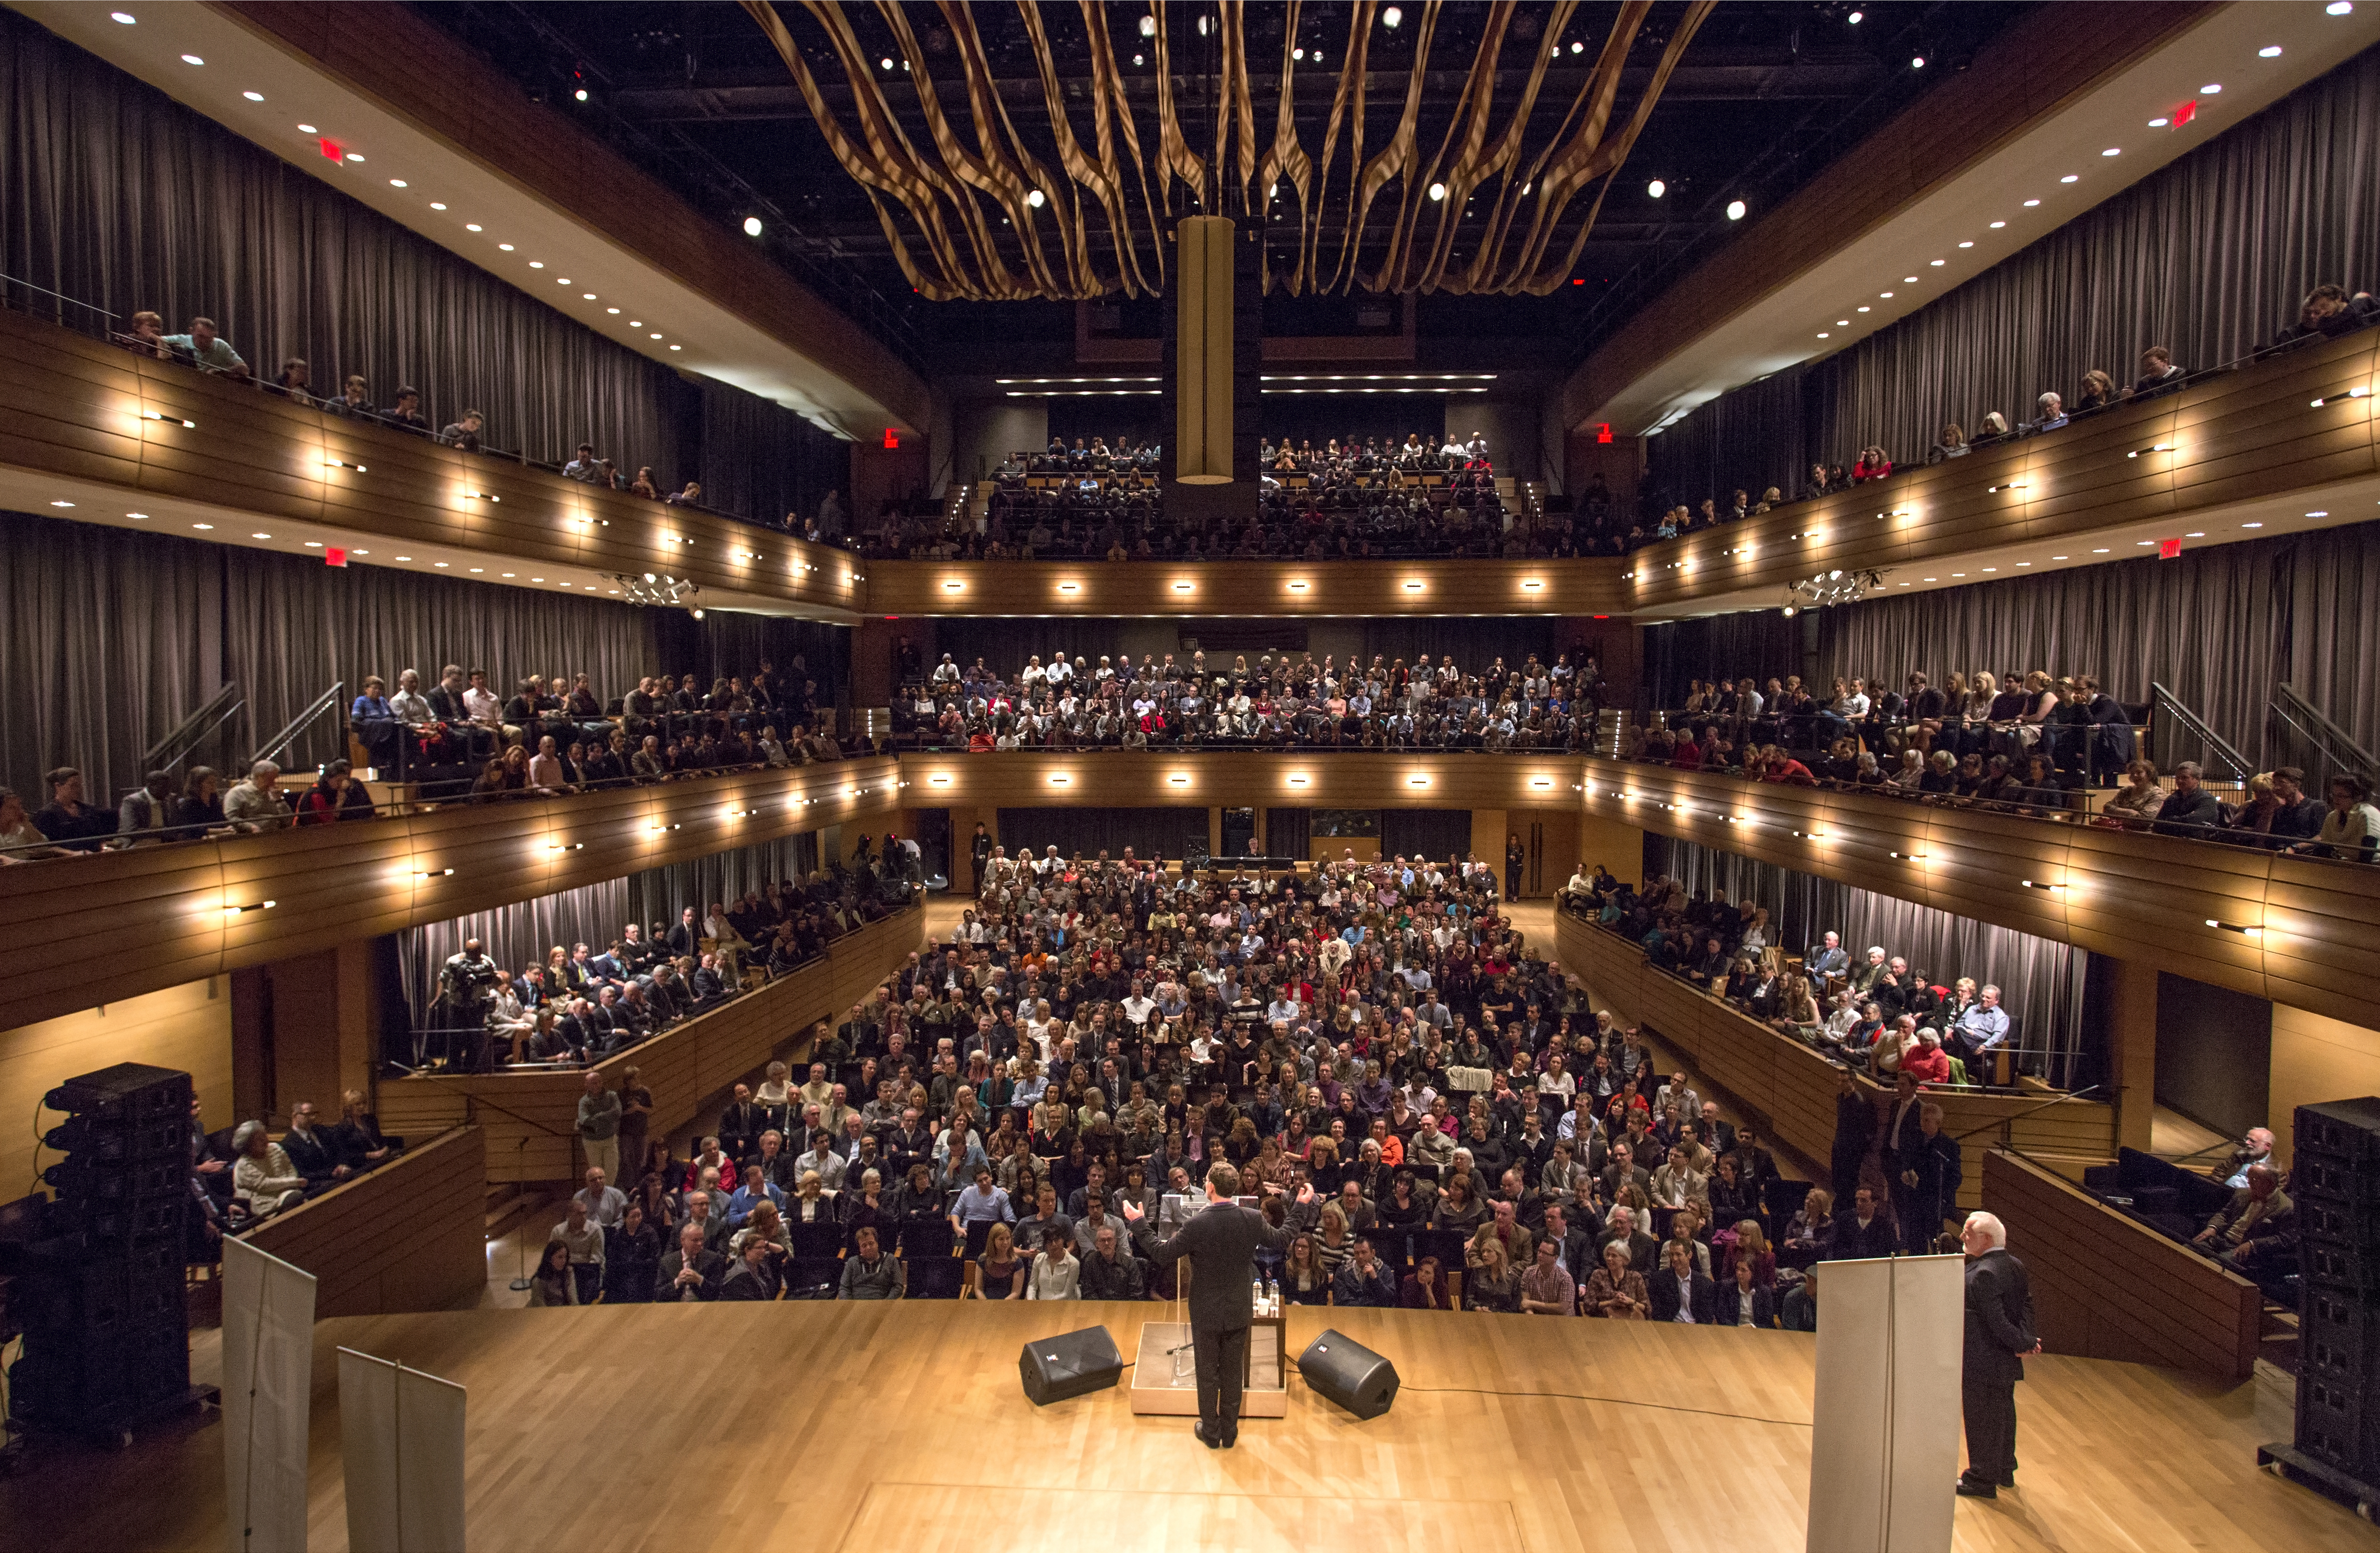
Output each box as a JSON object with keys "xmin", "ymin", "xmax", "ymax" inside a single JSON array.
[{"xmin": 889, "ymin": 645, "xmax": 1603, "ymax": 753}]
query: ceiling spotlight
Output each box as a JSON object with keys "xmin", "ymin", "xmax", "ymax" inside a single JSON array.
[
  {"xmin": 2149, "ymin": 117, "xmax": 2170, "ymax": 128},
  {"xmin": 1428, "ymin": 182, "xmax": 1446, "ymax": 201},
  {"xmin": 1911, "ymin": 55, "xmax": 1925, "ymax": 68},
  {"xmin": 389, "ymin": 179, "xmax": 407, "ymax": 188},
  {"xmin": 2329, "ymin": 2, "xmax": 2353, "ymax": 13},
  {"xmin": 243, "ymin": 90, "xmax": 263, "ymax": 101},
  {"xmin": 1726, "ymin": 199, "xmax": 1746, "ymax": 221},
  {"xmin": 743, "ymin": 215, "xmax": 762, "ymax": 237},
  {"xmin": 180, "ymin": 53, "xmax": 203, "ymax": 66},
  {"xmin": 1847, "ymin": 9, "xmax": 1864, "ymax": 21},
  {"xmin": 2259, "ymin": 45, "xmax": 2283, "ymax": 58},
  {"xmin": 1382, "ymin": 6, "xmax": 1403, "ymax": 27},
  {"xmin": 880, "ymin": 57, "xmax": 894, "ymax": 70},
  {"xmin": 2061, "ymin": 174, "xmax": 2080, "ymax": 183},
  {"xmin": 1027, "ymin": 188, "xmax": 1046, "ymax": 209},
  {"xmin": 1570, "ymin": 39, "xmax": 1583, "ymax": 53},
  {"xmin": 1646, "ymin": 178, "xmax": 1666, "ymax": 199},
  {"xmin": 2101, "ymin": 147, "xmax": 2121, "ymax": 157},
  {"xmin": 574, "ymin": 88, "xmax": 588, "ymax": 102},
  {"xmin": 1293, "ymin": 46, "xmax": 1305, "ymax": 60},
  {"xmin": 2201, "ymin": 83, "xmax": 2223, "ymax": 94},
  {"xmin": 2022, "ymin": 198, "xmax": 2041, "ymax": 207},
  {"xmin": 111, "ymin": 10, "xmax": 134, "ymax": 21},
  {"xmin": 298, "ymin": 123, "xmax": 316, "ymax": 133},
  {"xmin": 1132, "ymin": 52, "xmax": 1144, "ymax": 65},
  {"xmin": 1989, "ymin": 220, "xmax": 2006, "ymax": 228},
  {"xmin": 1140, "ymin": 12, "xmax": 1157, "ymax": 36},
  {"xmin": 345, "ymin": 152, "xmax": 363, "ymax": 163}
]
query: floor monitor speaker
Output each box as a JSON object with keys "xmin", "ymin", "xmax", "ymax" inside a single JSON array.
[
  {"xmin": 1019, "ymin": 1325, "xmax": 1123, "ymax": 1406},
  {"xmin": 1297, "ymin": 1329, "xmax": 1399, "ymax": 1419}
]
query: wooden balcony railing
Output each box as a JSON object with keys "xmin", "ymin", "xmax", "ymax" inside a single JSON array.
[
  {"xmin": 0, "ymin": 757, "xmax": 902, "ymax": 1030},
  {"xmin": 1578, "ymin": 756, "xmax": 2380, "ymax": 1028}
]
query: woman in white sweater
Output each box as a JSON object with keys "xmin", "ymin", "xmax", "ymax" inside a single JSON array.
[
  {"xmin": 1026, "ymin": 1228, "xmax": 1081, "ymax": 1300},
  {"xmin": 231, "ymin": 1121, "xmax": 308, "ymax": 1217}
]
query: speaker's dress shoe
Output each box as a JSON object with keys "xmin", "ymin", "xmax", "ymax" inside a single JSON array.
[
  {"xmin": 1195, "ymin": 1421, "xmax": 1222, "ymax": 1449},
  {"xmin": 1955, "ymin": 1477, "xmax": 1998, "ymax": 1499}
]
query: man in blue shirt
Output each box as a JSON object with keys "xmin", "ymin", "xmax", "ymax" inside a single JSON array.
[
  {"xmin": 161, "ymin": 316, "xmax": 246, "ymax": 375},
  {"xmin": 723, "ymin": 1169, "xmax": 784, "ymax": 1229},
  {"xmin": 1954, "ymin": 986, "xmax": 2011, "ymax": 1057},
  {"xmin": 948, "ymin": 1167, "xmax": 1012, "ymax": 1234}
]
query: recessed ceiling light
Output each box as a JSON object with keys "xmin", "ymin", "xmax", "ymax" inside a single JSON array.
[
  {"xmin": 2308, "ymin": 510, "xmax": 2330, "ymax": 517},
  {"xmin": 1726, "ymin": 199, "xmax": 1747, "ymax": 221},
  {"xmin": 650, "ymin": 332, "xmax": 662, "ymax": 339},
  {"xmin": 1879, "ymin": 290, "xmax": 1894, "ymax": 298},
  {"xmin": 243, "ymin": 91, "xmax": 263, "ymax": 101},
  {"xmin": 2259, "ymin": 45, "xmax": 2283, "ymax": 58},
  {"xmin": 110, "ymin": 11, "xmax": 134, "ymax": 21},
  {"xmin": 668, "ymin": 344, "xmax": 681, "ymax": 351},
  {"xmin": 1989, "ymin": 220, "xmax": 2006, "ymax": 228},
  {"xmin": 2243, "ymin": 523, "xmax": 2264, "ymax": 529},
  {"xmin": 2185, "ymin": 532, "xmax": 2205, "ymax": 538},
  {"xmin": 2023, "ymin": 198, "xmax": 2041, "ymax": 207},
  {"xmin": 1929, "ymin": 258, "xmax": 1946, "ymax": 266},
  {"xmin": 2060, "ymin": 174, "xmax": 2080, "ymax": 184},
  {"xmin": 395, "ymin": 555, "xmax": 411, "ymax": 561},
  {"xmin": 389, "ymin": 179, "xmax": 407, "ymax": 188},
  {"xmin": 2201, "ymin": 83, "xmax": 2222, "ymax": 94},
  {"xmin": 1958, "ymin": 240, "xmax": 1974, "ymax": 248},
  {"xmin": 530, "ymin": 576, "xmax": 543, "ymax": 582},
  {"xmin": 556, "ymin": 278, "xmax": 569, "ymax": 285},
  {"xmin": 2148, "ymin": 117, "xmax": 2169, "ymax": 128},
  {"xmin": 498, "ymin": 243, "xmax": 513, "ymax": 251},
  {"xmin": 583, "ymin": 292, "xmax": 596, "ymax": 300},
  {"xmin": 501, "ymin": 572, "xmax": 514, "ymax": 577},
  {"xmin": 180, "ymin": 53, "xmax": 203, "ymax": 65},
  {"xmin": 1817, "ymin": 332, "xmax": 1829, "ymax": 338},
  {"xmin": 469, "ymin": 567, "xmax": 483, "ymax": 573},
  {"xmin": 1952, "ymin": 572, "xmax": 1965, "ymax": 577},
  {"xmin": 2051, "ymin": 555, "xmax": 2067, "ymax": 560},
  {"xmin": 251, "ymin": 530, "xmax": 273, "ymax": 538},
  {"xmin": 430, "ymin": 202, "xmax": 446, "ymax": 210},
  {"xmin": 297, "ymin": 123, "xmax": 316, "ymax": 133},
  {"xmin": 434, "ymin": 561, "xmax": 448, "ymax": 567},
  {"xmin": 192, "ymin": 522, "xmax": 213, "ymax": 530},
  {"xmin": 607, "ymin": 307, "xmax": 619, "ymax": 314},
  {"xmin": 303, "ymin": 540, "xmax": 322, "ymax": 548},
  {"xmin": 1857, "ymin": 306, "xmax": 1870, "ymax": 313},
  {"xmin": 528, "ymin": 261, "xmax": 543, "ymax": 268},
  {"xmin": 1922, "ymin": 577, "xmax": 1936, "ymax": 582},
  {"xmin": 2101, "ymin": 147, "xmax": 2121, "ymax": 158},
  {"xmin": 344, "ymin": 153, "xmax": 363, "ymax": 163},
  {"xmin": 629, "ymin": 321, "xmax": 642, "ymax": 327},
  {"xmin": 2016, "ymin": 562, "xmax": 2031, "ymax": 567},
  {"xmin": 48, "ymin": 499, "xmax": 72, "ymax": 508},
  {"xmin": 2137, "ymin": 540, "xmax": 2157, "ymax": 547},
  {"xmin": 2092, "ymin": 547, "xmax": 2110, "ymax": 553},
  {"xmin": 126, "ymin": 512, "xmax": 147, "ymax": 520},
  {"xmin": 1837, "ymin": 319, "xmax": 1850, "ymax": 326}
]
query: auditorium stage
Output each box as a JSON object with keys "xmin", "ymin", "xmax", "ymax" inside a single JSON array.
[{"xmin": 8, "ymin": 1302, "xmax": 2374, "ymax": 1553}]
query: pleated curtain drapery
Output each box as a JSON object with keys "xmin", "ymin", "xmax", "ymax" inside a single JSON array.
[
  {"xmin": 0, "ymin": 10, "xmax": 848, "ymax": 510},
  {"xmin": 1378, "ymin": 809, "xmax": 1474, "ymax": 866},
  {"xmin": 1660, "ymin": 838, "xmax": 2090, "ymax": 1086},
  {"xmin": 0, "ymin": 510, "xmax": 679, "ymax": 801},
  {"xmin": 995, "ymin": 807, "xmax": 1210, "ymax": 864},
  {"xmin": 1647, "ymin": 41, "xmax": 2380, "ymax": 503},
  {"xmin": 627, "ymin": 834, "xmax": 819, "ymax": 932},
  {"xmin": 399, "ymin": 877, "xmax": 631, "ymax": 1031},
  {"xmin": 1647, "ymin": 519, "xmax": 2380, "ymax": 771}
]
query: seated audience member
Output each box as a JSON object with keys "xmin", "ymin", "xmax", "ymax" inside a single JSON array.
[
  {"xmin": 1780, "ymin": 1265, "xmax": 1821, "ymax": 1331},
  {"xmin": 2153, "ymin": 762, "xmax": 2222, "ymax": 833},
  {"xmin": 381, "ymin": 386, "xmax": 428, "ymax": 429},
  {"xmin": 2023, "ymin": 391, "xmax": 2068, "ymax": 435},
  {"xmin": 1333, "ymin": 1236, "xmax": 1400, "ymax": 1307},
  {"xmin": 1715, "ymin": 1256, "xmax": 1776, "ymax": 1328},
  {"xmin": 1648, "ymin": 1239, "xmax": 1717, "ymax": 1324},
  {"xmin": 527, "ymin": 1240, "xmax": 577, "ymax": 1306},
  {"xmin": 222, "ymin": 760, "xmax": 289, "ymax": 832},
  {"xmin": 231, "ymin": 1121, "xmax": 308, "ymax": 1217},
  {"xmin": 2268, "ymin": 283, "xmax": 2378, "ymax": 350},
  {"xmin": 1520, "ymin": 1236, "xmax": 1577, "ymax": 1315},
  {"xmin": 1827, "ymin": 1186, "xmax": 1899, "ymax": 1260},
  {"xmin": 838, "ymin": 1225, "xmax": 905, "ymax": 1299},
  {"xmin": 2299, "ymin": 773, "xmax": 2380, "ymax": 862},
  {"xmin": 1026, "ymin": 1225, "xmax": 1081, "ymax": 1299},
  {"xmin": 439, "ymin": 410, "xmax": 486, "ymax": 451},
  {"xmin": 1401, "ymin": 1254, "xmax": 1454, "ymax": 1309},
  {"xmin": 603, "ymin": 1200, "xmax": 662, "ymax": 1303},
  {"xmin": 1927, "ymin": 423, "xmax": 1969, "ymax": 463},
  {"xmin": 32, "ymin": 766, "xmax": 115, "ymax": 850},
  {"xmin": 279, "ymin": 1100, "xmax": 353, "ymax": 1191},
  {"xmin": 718, "ymin": 1234, "xmax": 784, "ymax": 1301},
  {"xmin": 2191, "ymin": 1164, "xmax": 2293, "ymax": 1274},
  {"xmin": 2129, "ymin": 345, "xmax": 2187, "ymax": 398},
  {"xmin": 2103, "ymin": 759, "xmax": 2166, "ymax": 828},
  {"xmin": 657, "ymin": 1221, "xmax": 724, "ymax": 1301},
  {"xmin": 1078, "ymin": 1221, "xmax": 1145, "ymax": 1300},
  {"xmin": 116, "ymin": 769, "xmax": 180, "ymax": 842}
]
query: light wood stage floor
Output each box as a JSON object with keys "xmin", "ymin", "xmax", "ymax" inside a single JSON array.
[{"xmin": 8, "ymin": 1302, "xmax": 2375, "ymax": 1553}]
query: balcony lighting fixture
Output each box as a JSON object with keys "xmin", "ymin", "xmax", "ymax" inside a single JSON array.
[
  {"xmin": 1048, "ymin": 774, "xmax": 1070, "ymax": 785},
  {"xmin": 222, "ymin": 900, "xmax": 277, "ymax": 915},
  {"xmin": 2020, "ymin": 879, "xmax": 2065, "ymax": 891},
  {"xmin": 1288, "ymin": 775, "xmax": 1310, "ymax": 787},
  {"xmin": 1408, "ymin": 775, "xmax": 1430, "ymax": 786},
  {"xmin": 143, "ymin": 411, "xmax": 196, "ymax": 428},
  {"xmin": 1168, "ymin": 774, "xmax": 1190, "ymax": 786},
  {"xmin": 1890, "ymin": 851, "xmax": 1927, "ymax": 860},
  {"xmin": 2205, "ymin": 919, "xmax": 2264, "ymax": 936},
  {"xmin": 549, "ymin": 842, "xmax": 584, "ymax": 853},
  {"xmin": 418, "ymin": 868, "xmax": 454, "ymax": 879},
  {"xmin": 326, "ymin": 458, "xmax": 367, "ymax": 471},
  {"xmin": 650, "ymin": 822, "xmax": 681, "ymax": 833}
]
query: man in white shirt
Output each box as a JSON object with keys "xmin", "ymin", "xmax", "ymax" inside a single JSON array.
[{"xmin": 1122, "ymin": 982, "xmax": 1158, "ymax": 1028}]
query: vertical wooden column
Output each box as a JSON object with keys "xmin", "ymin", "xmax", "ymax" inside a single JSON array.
[{"xmin": 2108, "ymin": 955, "xmax": 2160, "ymax": 1152}]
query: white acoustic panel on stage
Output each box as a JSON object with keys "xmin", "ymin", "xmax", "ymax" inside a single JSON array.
[
  {"xmin": 338, "ymin": 1348, "xmax": 469, "ymax": 1553},
  {"xmin": 222, "ymin": 1237, "xmax": 317, "ymax": 1553},
  {"xmin": 1806, "ymin": 1254, "xmax": 1964, "ymax": 1553}
]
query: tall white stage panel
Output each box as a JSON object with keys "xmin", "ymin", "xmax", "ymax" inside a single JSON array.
[
  {"xmin": 1806, "ymin": 1254, "xmax": 1965, "ymax": 1553},
  {"xmin": 339, "ymin": 1348, "xmax": 469, "ymax": 1553},
  {"xmin": 222, "ymin": 1238, "xmax": 316, "ymax": 1553}
]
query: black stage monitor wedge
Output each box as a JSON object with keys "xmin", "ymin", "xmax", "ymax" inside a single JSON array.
[
  {"xmin": 1019, "ymin": 1325, "xmax": 1123, "ymax": 1406},
  {"xmin": 1298, "ymin": 1329, "xmax": 1399, "ymax": 1420}
]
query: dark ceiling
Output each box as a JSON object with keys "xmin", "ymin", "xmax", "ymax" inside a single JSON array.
[{"xmin": 414, "ymin": 2, "xmax": 2031, "ymax": 373}]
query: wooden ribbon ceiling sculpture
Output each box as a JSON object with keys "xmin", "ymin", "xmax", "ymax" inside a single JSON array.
[{"xmin": 741, "ymin": 0, "xmax": 1714, "ymax": 301}]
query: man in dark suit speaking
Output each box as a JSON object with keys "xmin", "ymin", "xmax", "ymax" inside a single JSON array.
[
  {"xmin": 1956, "ymin": 1210, "xmax": 2038, "ymax": 1499},
  {"xmin": 1123, "ymin": 1161, "xmax": 1311, "ymax": 1449}
]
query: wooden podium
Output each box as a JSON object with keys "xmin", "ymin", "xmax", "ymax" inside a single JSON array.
[{"xmin": 1126, "ymin": 1255, "xmax": 1289, "ymax": 1418}]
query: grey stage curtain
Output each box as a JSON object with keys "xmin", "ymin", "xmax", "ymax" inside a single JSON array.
[
  {"xmin": 1812, "ymin": 521, "xmax": 2380, "ymax": 769},
  {"xmin": 399, "ymin": 877, "xmax": 631, "ymax": 1028},
  {"xmin": 1645, "ymin": 610, "xmax": 1806, "ymax": 710},
  {"xmin": 0, "ymin": 509, "xmax": 672, "ymax": 800},
  {"xmin": 1360, "ymin": 620, "xmax": 1556, "ymax": 675},
  {"xmin": 1379, "ymin": 808, "xmax": 1472, "ymax": 865},
  {"xmin": 224, "ymin": 542, "xmax": 665, "ymax": 773},
  {"xmin": 1265, "ymin": 807, "xmax": 1311, "ymax": 860},
  {"xmin": 650, "ymin": 611, "xmax": 852, "ymax": 714},
  {"xmin": 0, "ymin": 11, "xmax": 837, "ymax": 500},
  {"xmin": 1665, "ymin": 839, "xmax": 2089, "ymax": 1086},
  {"xmin": 1645, "ymin": 365, "xmax": 1812, "ymax": 513},
  {"xmin": 996, "ymin": 807, "xmax": 1208, "ymax": 862},
  {"xmin": 1652, "ymin": 42, "xmax": 2380, "ymax": 497},
  {"xmin": 0, "ymin": 511, "xmax": 223, "ymax": 806},
  {"xmin": 628, "ymin": 834, "xmax": 818, "ymax": 930}
]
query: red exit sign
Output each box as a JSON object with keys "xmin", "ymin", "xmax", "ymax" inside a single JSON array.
[{"xmin": 324, "ymin": 546, "xmax": 348, "ymax": 567}]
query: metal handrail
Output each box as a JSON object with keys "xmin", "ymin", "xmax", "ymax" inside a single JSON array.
[
  {"xmin": 249, "ymin": 680, "xmax": 346, "ymax": 770},
  {"xmin": 2149, "ymin": 681, "xmax": 2250, "ymax": 781},
  {"xmin": 141, "ymin": 682, "xmax": 244, "ymax": 776},
  {"xmin": 2274, "ymin": 682, "xmax": 2378, "ymax": 779}
]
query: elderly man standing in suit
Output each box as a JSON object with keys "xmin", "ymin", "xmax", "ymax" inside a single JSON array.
[
  {"xmin": 1957, "ymin": 1211, "xmax": 2038, "ymax": 1499},
  {"xmin": 1123, "ymin": 1161, "xmax": 1311, "ymax": 1449}
]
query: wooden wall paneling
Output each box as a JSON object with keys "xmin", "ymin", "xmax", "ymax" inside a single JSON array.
[
  {"xmin": 316, "ymin": 417, "xmax": 472, "ymax": 546},
  {"xmin": 0, "ymin": 317, "xmax": 149, "ymax": 484},
  {"xmin": 903, "ymin": 752, "xmax": 1589, "ymax": 813},
  {"xmin": 214, "ymin": 820, "xmax": 422, "ymax": 965},
  {"xmin": 1813, "ymin": 790, "xmax": 1933, "ymax": 906},
  {"xmin": 2017, "ymin": 396, "xmax": 2178, "ymax": 539},
  {"xmin": 239, "ymin": 1125, "xmax": 488, "ymax": 1318},
  {"xmin": 133, "ymin": 361, "xmax": 328, "ymax": 522},
  {"xmin": 2171, "ymin": 334, "xmax": 2379, "ymax": 511},
  {"xmin": 1764, "ymin": 1035, "xmax": 1844, "ymax": 1176},
  {"xmin": 1917, "ymin": 804, "xmax": 2073, "ymax": 941},
  {"xmin": 2061, "ymin": 822, "xmax": 2270, "ymax": 998},
  {"xmin": 1983, "ymin": 1148, "xmax": 2261, "ymax": 1381},
  {"xmin": 862, "ymin": 559, "xmax": 1627, "ymax": 620},
  {"xmin": 0, "ymin": 842, "xmax": 228, "ymax": 1016},
  {"xmin": 2259, "ymin": 852, "xmax": 2380, "ymax": 1030}
]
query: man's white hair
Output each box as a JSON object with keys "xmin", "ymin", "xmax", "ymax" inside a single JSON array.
[{"xmin": 1963, "ymin": 1211, "xmax": 2007, "ymax": 1249}]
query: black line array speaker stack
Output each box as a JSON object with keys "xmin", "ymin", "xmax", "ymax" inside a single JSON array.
[
  {"xmin": 2291, "ymin": 1097, "xmax": 2380, "ymax": 1488},
  {"xmin": 7, "ymin": 1063, "xmax": 194, "ymax": 1437}
]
